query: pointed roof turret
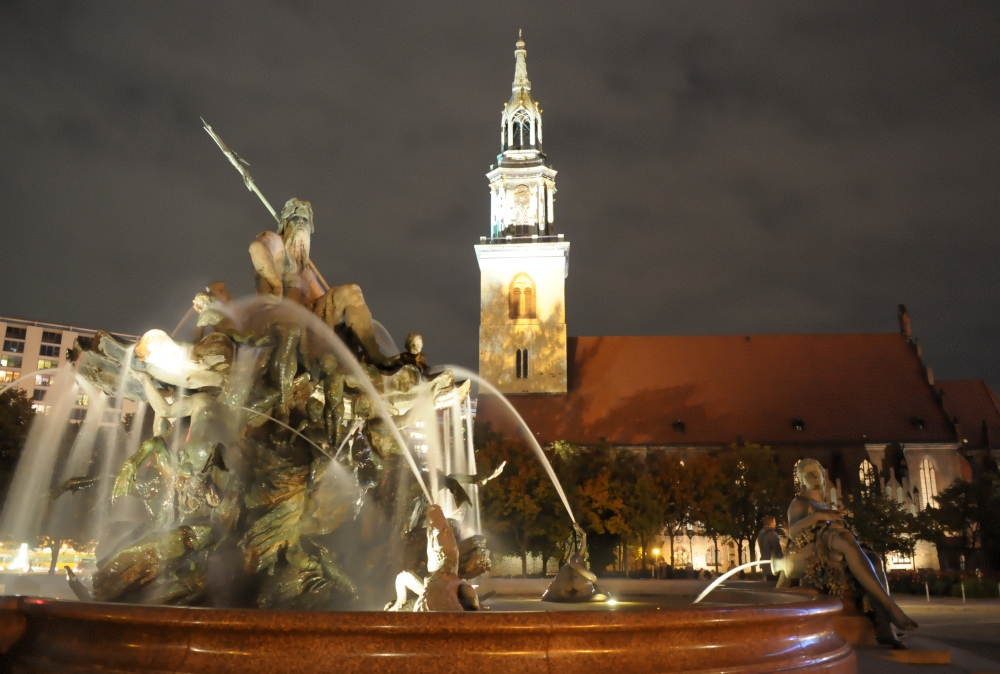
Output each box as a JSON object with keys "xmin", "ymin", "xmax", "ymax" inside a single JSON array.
[
  {"xmin": 508, "ymin": 30, "xmax": 538, "ymax": 115},
  {"xmin": 501, "ymin": 31, "xmax": 543, "ymax": 155}
]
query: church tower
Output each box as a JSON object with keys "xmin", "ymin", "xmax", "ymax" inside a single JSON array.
[{"xmin": 476, "ymin": 34, "xmax": 569, "ymax": 394}]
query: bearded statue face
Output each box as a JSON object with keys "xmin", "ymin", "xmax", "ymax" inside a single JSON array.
[
  {"xmin": 283, "ymin": 214, "xmax": 311, "ymax": 268},
  {"xmin": 279, "ymin": 198, "xmax": 314, "ymax": 269}
]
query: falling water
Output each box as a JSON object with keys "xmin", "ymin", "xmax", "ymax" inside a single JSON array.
[
  {"xmin": 447, "ymin": 366, "xmax": 576, "ymax": 524},
  {"xmin": 692, "ymin": 560, "xmax": 771, "ymax": 603},
  {"xmin": 89, "ymin": 345, "xmax": 135, "ymax": 544},
  {"xmin": 0, "ymin": 362, "xmax": 79, "ymax": 543},
  {"xmin": 464, "ymin": 395, "xmax": 481, "ymax": 533}
]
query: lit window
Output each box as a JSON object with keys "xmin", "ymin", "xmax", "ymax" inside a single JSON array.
[
  {"xmin": 32, "ymin": 389, "xmax": 46, "ymax": 401},
  {"xmin": 34, "ymin": 375, "xmax": 53, "ymax": 387},
  {"xmin": 31, "ymin": 404, "xmax": 51, "ymax": 415},
  {"xmin": 0, "ymin": 370, "xmax": 18, "ymax": 383},
  {"xmin": 1, "ymin": 355, "xmax": 22, "ymax": 368},
  {"xmin": 75, "ymin": 394, "xmax": 89, "ymax": 406},
  {"xmin": 39, "ymin": 344, "xmax": 59, "ymax": 358},
  {"xmin": 40, "ymin": 331, "xmax": 61, "ymax": 345},
  {"xmin": 37, "ymin": 359, "xmax": 58, "ymax": 371},
  {"xmin": 509, "ymin": 273, "xmax": 537, "ymax": 319},
  {"xmin": 918, "ymin": 458, "xmax": 938, "ymax": 509},
  {"xmin": 3, "ymin": 340, "xmax": 24, "ymax": 354},
  {"xmin": 70, "ymin": 409, "xmax": 87, "ymax": 421},
  {"xmin": 515, "ymin": 348, "xmax": 529, "ymax": 379},
  {"xmin": 858, "ymin": 460, "xmax": 875, "ymax": 495}
]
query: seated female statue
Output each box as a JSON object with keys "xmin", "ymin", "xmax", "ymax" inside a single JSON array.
[{"xmin": 786, "ymin": 458, "xmax": 917, "ymax": 645}]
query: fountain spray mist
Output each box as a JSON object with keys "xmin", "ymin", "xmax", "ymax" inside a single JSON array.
[{"xmin": 447, "ymin": 366, "xmax": 576, "ymax": 524}]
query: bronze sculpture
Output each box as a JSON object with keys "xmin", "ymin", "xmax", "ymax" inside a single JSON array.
[
  {"xmin": 59, "ymin": 198, "xmax": 488, "ymax": 611},
  {"xmin": 775, "ymin": 458, "xmax": 917, "ymax": 647},
  {"xmin": 541, "ymin": 523, "xmax": 610, "ymax": 603}
]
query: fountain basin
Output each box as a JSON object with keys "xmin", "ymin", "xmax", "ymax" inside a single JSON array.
[{"xmin": 0, "ymin": 592, "xmax": 855, "ymax": 673}]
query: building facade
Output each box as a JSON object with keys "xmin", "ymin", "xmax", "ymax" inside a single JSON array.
[
  {"xmin": 0, "ymin": 316, "xmax": 137, "ymax": 424},
  {"xmin": 474, "ymin": 38, "xmax": 998, "ymax": 572}
]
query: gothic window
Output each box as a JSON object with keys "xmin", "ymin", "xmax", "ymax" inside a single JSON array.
[
  {"xmin": 511, "ymin": 109, "xmax": 532, "ymax": 148},
  {"xmin": 858, "ymin": 460, "xmax": 876, "ymax": 496},
  {"xmin": 509, "ymin": 273, "xmax": 536, "ymax": 319},
  {"xmin": 918, "ymin": 457, "xmax": 938, "ymax": 509}
]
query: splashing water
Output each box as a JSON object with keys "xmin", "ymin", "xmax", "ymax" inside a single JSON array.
[
  {"xmin": 692, "ymin": 560, "xmax": 772, "ymax": 604},
  {"xmin": 447, "ymin": 366, "xmax": 576, "ymax": 524},
  {"xmin": 0, "ymin": 369, "xmax": 61, "ymax": 398}
]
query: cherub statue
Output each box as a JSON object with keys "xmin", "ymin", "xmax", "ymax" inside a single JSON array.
[{"xmin": 778, "ymin": 458, "xmax": 917, "ymax": 647}]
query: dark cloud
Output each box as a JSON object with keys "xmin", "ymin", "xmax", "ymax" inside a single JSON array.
[{"xmin": 1, "ymin": 1, "xmax": 998, "ymax": 389}]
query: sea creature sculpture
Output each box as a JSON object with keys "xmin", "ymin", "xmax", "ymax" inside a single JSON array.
[{"xmin": 542, "ymin": 524, "xmax": 610, "ymax": 603}]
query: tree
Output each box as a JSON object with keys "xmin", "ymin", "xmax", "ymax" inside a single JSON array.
[
  {"xmin": 718, "ymin": 444, "xmax": 791, "ymax": 566},
  {"xmin": 477, "ymin": 424, "xmax": 564, "ymax": 577},
  {"xmin": 843, "ymin": 487, "xmax": 919, "ymax": 564},
  {"xmin": 687, "ymin": 454, "xmax": 728, "ymax": 572},
  {"xmin": 648, "ymin": 453, "xmax": 692, "ymax": 567},
  {"xmin": 0, "ymin": 389, "xmax": 35, "ymax": 509},
  {"xmin": 917, "ymin": 474, "xmax": 1000, "ymax": 569}
]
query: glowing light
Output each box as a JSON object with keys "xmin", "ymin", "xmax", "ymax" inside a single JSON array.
[
  {"xmin": 12, "ymin": 544, "xmax": 29, "ymax": 573},
  {"xmin": 652, "ymin": 548, "xmax": 660, "ymax": 557},
  {"xmin": 607, "ymin": 599, "xmax": 618, "ymax": 606}
]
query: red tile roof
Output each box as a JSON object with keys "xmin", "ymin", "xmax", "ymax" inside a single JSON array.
[
  {"xmin": 936, "ymin": 379, "xmax": 1000, "ymax": 449},
  {"xmin": 478, "ymin": 334, "xmax": 956, "ymax": 446}
]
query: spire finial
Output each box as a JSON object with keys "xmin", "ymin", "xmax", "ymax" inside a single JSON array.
[{"xmin": 513, "ymin": 31, "xmax": 529, "ymax": 91}]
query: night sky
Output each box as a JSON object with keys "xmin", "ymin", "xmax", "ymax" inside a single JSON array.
[{"xmin": 2, "ymin": 2, "xmax": 998, "ymax": 389}]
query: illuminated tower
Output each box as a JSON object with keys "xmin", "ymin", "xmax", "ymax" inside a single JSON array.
[{"xmin": 476, "ymin": 34, "xmax": 569, "ymax": 394}]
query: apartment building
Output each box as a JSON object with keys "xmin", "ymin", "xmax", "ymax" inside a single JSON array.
[{"xmin": 0, "ymin": 316, "xmax": 138, "ymax": 424}]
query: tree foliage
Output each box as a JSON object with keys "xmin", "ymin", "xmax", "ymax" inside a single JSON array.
[
  {"xmin": 716, "ymin": 444, "xmax": 791, "ymax": 565},
  {"xmin": 0, "ymin": 389, "xmax": 35, "ymax": 509},
  {"xmin": 844, "ymin": 487, "xmax": 919, "ymax": 562}
]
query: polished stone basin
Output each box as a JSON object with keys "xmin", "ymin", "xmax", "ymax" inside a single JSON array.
[{"xmin": 0, "ymin": 589, "xmax": 856, "ymax": 673}]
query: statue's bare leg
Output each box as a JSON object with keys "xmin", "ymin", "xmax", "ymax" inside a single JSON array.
[
  {"xmin": 315, "ymin": 284, "xmax": 393, "ymax": 367},
  {"xmin": 269, "ymin": 323, "xmax": 301, "ymax": 419},
  {"xmin": 830, "ymin": 531, "xmax": 917, "ymax": 630},
  {"xmin": 388, "ymin": 571, "xmax": 424, "ymax": 611}
]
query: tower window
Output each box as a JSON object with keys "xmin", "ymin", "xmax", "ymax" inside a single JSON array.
[
  {"xmin": 510, "ymin": 109, "xmax": 533, "ymax": 149},
  {"xmin": 515, "ymin": 348, "xmax": 529, "ymax": 378},
  {"xmin": 509, "ymin": 273, "xmax": 536, "ymax": 319}
]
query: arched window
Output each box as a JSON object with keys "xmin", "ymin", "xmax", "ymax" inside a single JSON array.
[
  {"xmin": 918, "ymin": 457, "xmax": 938, "ymax": 509},
  {"xmin": 509, "ymin": 273, "xmax": 536, "ymax": 319},
  {"xmin": 858, "ymin": 460, "xmax": 876, "ymax": 496},
  {"xmin": 511, "ymin": 109, "xmax": 532, "ymax": 149}
]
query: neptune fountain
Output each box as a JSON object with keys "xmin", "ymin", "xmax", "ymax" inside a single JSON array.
[{"xmin": 0, "ymin": 123, "xmax": 859, "ymax": 673}]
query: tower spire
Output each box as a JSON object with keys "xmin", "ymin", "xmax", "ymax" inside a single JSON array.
[{"xmin": 513, "ymin": 31, "xmax": 530, "ymax": 93}]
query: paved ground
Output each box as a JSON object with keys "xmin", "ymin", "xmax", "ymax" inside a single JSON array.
[{"xmin": 856, "ymin": 596, "xmax": 1000, "ymax": 673}]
